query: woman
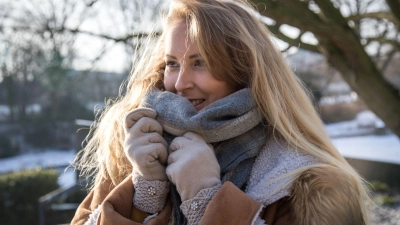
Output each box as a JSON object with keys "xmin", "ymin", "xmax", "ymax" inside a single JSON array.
[{"xmin": 71, "ymin": 0, "xmax": 371, "ymax": 224}]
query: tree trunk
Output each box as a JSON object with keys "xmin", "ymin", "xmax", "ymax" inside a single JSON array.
[
  {"xmin": 253, "ymin": 0, "xmax": 400, "ymax": 137},
  {"xmin": 320, "ymin": 38, "xmax": 400, "ymax": 136},
  {"xmin": 5, "ymin": 75, "xmax": 15, "ymax": 122},
  {"xmin": 19, "ymin": 64, "xmax": 28, "ymax": 122}
]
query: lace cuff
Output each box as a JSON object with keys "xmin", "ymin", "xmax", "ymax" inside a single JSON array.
[
  {"xmin": 132, "ymin": 173, "xmax": 170, "ymax": 214},
  {"xmin": 83, "ymin": 204, "xmax": 101, "ymax": 225},
  {"xmin": 180, "ymin": 183, "xmax": 222, "ymax": 225}
]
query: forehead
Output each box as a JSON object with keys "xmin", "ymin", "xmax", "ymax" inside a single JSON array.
[
  {"xmin": 164, "ymin": 21, "xmax": 197, "ymax": 54},
  {"xmin": 166, "ymin": 20, "xmax": 188, "ymax": 36}
]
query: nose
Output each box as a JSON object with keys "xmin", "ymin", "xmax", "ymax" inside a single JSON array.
[{"xmin": 175, "ymin": 66, "xmax": 194, "ymax": 92}]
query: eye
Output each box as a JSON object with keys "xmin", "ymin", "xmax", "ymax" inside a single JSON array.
[
  {"xmin": 194, "ymin": 59, "xmax": 206, "ymax": 67},
  {"xmin": 166, "ymin": 61, "xmax": 179, "ymax": 68}
]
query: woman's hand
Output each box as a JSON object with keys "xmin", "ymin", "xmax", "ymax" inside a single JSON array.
[
  {"xmin": 124, "ymin": 108, "xmax": 168, "ymax": 181},
  {"xmin": 167, "ymin": 132, "xmax": 221, "ymax": 201}
]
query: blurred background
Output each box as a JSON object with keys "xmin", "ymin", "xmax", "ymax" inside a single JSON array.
[{"xmin": 0, "ymin": 0, "xmax": 399, "ymax": 224}]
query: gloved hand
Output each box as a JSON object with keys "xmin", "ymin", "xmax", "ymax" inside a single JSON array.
[
  {"xmin": 124, "ymin": 108, "xmax": 168, "ymax": 181},
  {"xmin": 166, "ymin": 132, "xmax": 221, "ymax": 201}
]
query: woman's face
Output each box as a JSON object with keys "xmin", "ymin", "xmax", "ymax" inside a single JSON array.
[{"xmin": 163, "ymin": 21, "xmax": 235, "ymax": 111}]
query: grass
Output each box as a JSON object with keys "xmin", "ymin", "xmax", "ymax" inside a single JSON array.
[{"xmin": 369, "ymin": 180, "xmax": 399, "ymax": 206}]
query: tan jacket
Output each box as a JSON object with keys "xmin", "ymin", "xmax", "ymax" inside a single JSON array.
[{"xmin": 71, "ymin": 165, "xmax": 364, "ymax": 225}]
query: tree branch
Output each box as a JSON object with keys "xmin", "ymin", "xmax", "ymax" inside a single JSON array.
[
  {"xmin": 347, "ymin": 12, "xmax": 400, "ymax": 28},
  {"xmin": 63, "ymin": 28, "xmax": 161, "ymax": 43},
  {"xmin": 267, "ymin": 23, "xmax": 319, "ymax": 53},
  {"xmin": 381, "ymin": 49, "xmax": 397, "ymax": 73},
  {"xmin": 313, "ymin": 0, "xmax": 348, "ymax": 26},
  {"xmin": 253, "ymin": 0, "xmax": 353, "ymax": 43},
  {"xmin": 85, "ymin": 0, "xmax": 98, "ymax": 7},
  {"xmin": 386, "ymin": 0, "xmax": 400, "ymax": 30},
  {"xmin": 253, "ymin": 0, "xmax": 328, "ymax": 35},
  {"xmin": 365, "ymin": 37, "xmax": 400, "ymax": 51}
]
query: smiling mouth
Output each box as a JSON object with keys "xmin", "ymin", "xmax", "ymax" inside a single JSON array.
[{"xmin": 190, "ymin": 99, "xmax": 205, "ymax": 107}]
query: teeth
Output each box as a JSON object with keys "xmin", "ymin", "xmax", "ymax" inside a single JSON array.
[{"xmin": 190, "ymin": 99, "xmax": 204, "ymax": 106}]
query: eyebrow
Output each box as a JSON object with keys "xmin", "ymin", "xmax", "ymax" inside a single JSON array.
[
  {"xmin": 165, "ymin": 53, "xmax": 201, "ymax": 59},
  {"xmin": 189, "ymin": 53, "xmax": 200, "ymax": 59},
  {"xmin": 165, "ymin": 54, "xmax": 177, "ymax": 59}
]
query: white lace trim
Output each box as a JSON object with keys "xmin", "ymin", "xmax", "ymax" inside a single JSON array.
[
  {"xmin": 180, "ymin": 183, "xmax": 222, "ymax": 225},
  {"xmin": 252, "ymin": 205, "xmax": 266, "ymax": 225},
  {"xmin": 143, "ymin": 212, "xmax": 159, "ymax": 224},
  {"xmin": 83, "ymin": 204, "xmax": 101, "ymax": 225},
  {"xmin": 132, "ymin": 173, "xmax": 170, "ymax": 214},
  {"xmin": 253, "ymin": 216, "xmax": 267, "ymax": 225}
]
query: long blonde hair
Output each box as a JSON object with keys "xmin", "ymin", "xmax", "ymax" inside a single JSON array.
[{"xmin": 75, "ymin": 0, "xmax": 370, "ymax": 223}]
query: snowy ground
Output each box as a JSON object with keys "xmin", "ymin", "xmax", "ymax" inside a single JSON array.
[
  {"xmin": 333, "ymin": 134, "xmax": 400, "ymax": 164},
  {"xmin": 0, "ymin": 149, "xmax": 75, "ymax": 173},
  {"xmin": 0, "ymin": 149, "xmax": 76, "ymax": 188},
  {"xmin": 324, "ymin": 111, "xmax": 400, "ymax": 164}
]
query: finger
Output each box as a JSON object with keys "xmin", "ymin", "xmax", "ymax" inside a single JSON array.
[
  {"xmin": 182, "ymin": 131, "xmax": 202, "ymax": 140},
  {"xmin": 169, "ymin": 137, "xmax": 184, "ymax": 153},
  {"xmin": 148, "ymin": 133, "xmax": 168, "ymax": 148},
  {"xmin": 167, "ymin": 150, "xmax": 179, "ymax": 165},
  {"xmin": 125, "ymin": 108, "xmax": 157, "ymax": 131},
  {"xmin": 166, "ymin": 165, "xmax": 176, "ymax": 185},
  {"xmin": 152, "ymin": 145, "xmax": 168, "ymax": 166},
  {"xmin": 132, "ymin": 117, "xmax": 163, "ymax": 135},
  {"xmin": 131, "ymin": 143, "xmax": 165, "ymax": 163}
]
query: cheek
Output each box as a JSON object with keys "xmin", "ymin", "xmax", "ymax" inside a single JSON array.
[
  {"xmin": 209, "ymin": 82, "xmax": 235, "ymax": 101},
  {"xmin": 163, "ymin": 73, "xmax": 177, "ymax": 92}
]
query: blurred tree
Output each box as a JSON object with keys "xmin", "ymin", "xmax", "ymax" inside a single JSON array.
[
  {"xmin": 0, "ymin": 0, "xmax": 78, "ymax": 122},
  {"xmin": 252, "ymin": 0, "xmax": 400, "ymax": 137},
  {"xmin": 7, "ymin": 0, "xmax": 398, "ymax": 139},
  {"xmin": 0, "ymin": 0, "xmax": 166, "ymax": 148},
  {"xmin": 0, "ymin": 0, "xmax": 166, "ymax": 120}
]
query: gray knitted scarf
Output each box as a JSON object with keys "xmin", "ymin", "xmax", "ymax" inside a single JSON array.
[{"xmin": 141, "ymin": 88, "xmax": 268, "ymax": 224}]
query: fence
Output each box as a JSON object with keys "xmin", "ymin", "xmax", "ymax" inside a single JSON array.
[{"xmin": 37, "ymin": 119, "xmax": 91, "ymax": 225}]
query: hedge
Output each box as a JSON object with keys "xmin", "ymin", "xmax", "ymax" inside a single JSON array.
[
  {"xmin": 0, "ymin": 134, "xmax": 20, "ymax": 158},
  {"xmin": 0, "ymin": 168, "xmax": 59, "ymax": 225}
]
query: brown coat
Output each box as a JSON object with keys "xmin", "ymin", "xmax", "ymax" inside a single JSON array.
[{"xmin": 71, "ymin": 166, "xmax": 364, "ymax": 225}]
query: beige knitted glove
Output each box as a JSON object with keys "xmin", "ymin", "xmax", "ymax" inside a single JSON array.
[
  {"xmin": 166, "ymin": 132, "xmax": 221, "ymax": 201},
  {"xmin": 124, "ymin": 108, "xmax": 168, "ymax": 181}
]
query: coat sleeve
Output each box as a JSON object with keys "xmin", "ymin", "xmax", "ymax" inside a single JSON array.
[
  {"xmin": 199, "ymin": 181, "xmax": 263, "ymax": 225},
  {"xmin": 198, "ymin": 181, "xmax": 295, "ymax": 225},
  {"xmin": 70, "ymin": 189, "xmax": 97, "ymax": 225},
  {"xmin": 71, "ymin": 175, "xmax": 172, "ymax": 225},
  {"xmin": 71, "ymin": 178, "xmax": 114, "ymax": 225}
]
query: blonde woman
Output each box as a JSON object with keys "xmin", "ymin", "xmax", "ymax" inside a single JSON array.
[{"xmin": 71, "ymin": 0, "xmax": 370, "ymax": 224}]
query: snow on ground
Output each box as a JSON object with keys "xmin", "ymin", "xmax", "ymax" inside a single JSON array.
[
  {"xmin": 325, "ymin": 110, "xmax": 386, "ymax": 138},
  {"xmin": 325, "ymin": 111, "xmax": 400, "ymax": 164},
  {"xmin": 58, "ymin": 167, "xmax": 77, "ymax": 188},
  {"xmin": 0, "ymin": 149, "xmax": 75, "ymax": 173},
  {"xmin": 332, "ymin": 134, "xmax": 400, "ymax": 164},
  {"xmin": 0, "ymin": 149, "xmax": 76, "ymax": 188}
]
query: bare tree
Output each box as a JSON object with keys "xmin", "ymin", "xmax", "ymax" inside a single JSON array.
[
  {"xmin": 0, "ymin": 0, "xmax": 166, "ymax": 122},
  {"xmin": 252, "ymin": 0, "xmax": 400, "ymax": 137}
]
